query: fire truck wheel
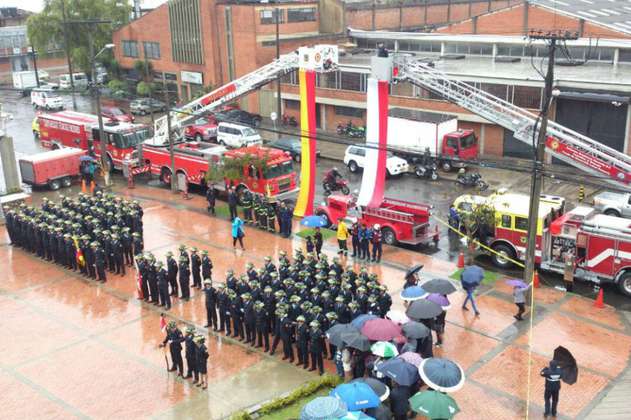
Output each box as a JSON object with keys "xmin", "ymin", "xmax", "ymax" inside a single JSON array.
[
  {"xmin": 48, "ymin": 179, "xmax": 61, "ymax": 191},
  {"xmin": 382, "ymin": 227, "xmax": 397, "ymax": 246},
  {"xmin": 617, "ymin": 272, "xmax": 631, "ymax": 297},
  {"xmin": 160, "ymin": 168, "xmax": 172, "ymax": 186},
  {"xmin": 61, "ymin": 177, "xmax": 72, "ymax": 188},
  {"xmin": 604, "ymin": 209, "xmax": 621, "ymax": 217},
  {"xmin": 491, "ymin": 243, "xmax": 515, "ymax": 269},
  {"xmin": 442, "ymin": 161, "xmax": 452, "ymax": 172}
]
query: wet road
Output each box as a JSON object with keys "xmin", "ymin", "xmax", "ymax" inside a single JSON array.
[{"xmin": 2, "ymin": 90, "xmax": 629, "ymax": 310}]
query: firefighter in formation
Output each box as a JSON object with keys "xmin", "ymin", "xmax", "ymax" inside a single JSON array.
[
  {"xmin": 160, "ymin": 321, "xmax": 209, "ymax": 389},
  {"xmin": 3, "ymin": 192, "xmax": 144, "ymax": 284},
  {"xmin": 240, "ymin": 191, "xmax": 294, "ymax": 237},
  {"xmin": 135, "ymin": 244, "xmax": 213, "ymax": 310},
  {"xmin": 198, "ymin": 250, "xmax": 393, "ymax": 375}
]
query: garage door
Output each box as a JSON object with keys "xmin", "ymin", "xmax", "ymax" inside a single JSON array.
[{"xmin": 503, "ymin": 129, "xmax": 534, "ymax": 159}]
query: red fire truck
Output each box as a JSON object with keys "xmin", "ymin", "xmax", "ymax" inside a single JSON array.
[
  {"xmin": 37, "ymin": 111, "xmax": 151, "ymax": 171},
  {"xmin": 452, "ymin": 191, "xmax": 566, "ymax": 268},
  {"xmin": 134, "ymin": 141, "xmax": 298, "ymax": 201},
  {"xmin": 315, "ymin": 194, "xmax": 439, "ymax": 246},
  {"xmin": 541, "ymin": 206, "xmax": 631, "ymax": 297}
]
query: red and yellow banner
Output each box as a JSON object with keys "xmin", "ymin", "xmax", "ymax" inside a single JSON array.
[{"xmin": 293, "ymin": 69, "xmax": 317, "ymax": 217}]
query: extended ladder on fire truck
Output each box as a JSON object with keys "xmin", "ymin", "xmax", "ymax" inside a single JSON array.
[
  {"xmin": 394, "ymin": 57, "xmax": 631, "ymax": 189},
  {"xmin": 150, "ymin": 46, "xmax": 338, "ymax": 147}
]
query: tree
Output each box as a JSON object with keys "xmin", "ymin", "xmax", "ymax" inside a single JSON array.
[
  {"xmin": 205, "ymin": 153, "xmax": 270, "ymax": 188},
  {"xmin": 136, "ymin": 81, "xmax": 155, "ymax": 97},
  {"xmin": 27, "ymin": 0, "xmax": 131, "ymax": 76},
  {"xmin": 133, "ymin": 59, "xmax": 154, "ymax": 81}
]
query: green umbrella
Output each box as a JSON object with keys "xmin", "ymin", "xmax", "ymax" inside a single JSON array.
[
  {"xmin": 409, "ymin": 391, "xmax": 460, "ymax": 419},
  {"xmin": 370, "ymin": 341, "xmax": 399, "ymax": 359}
]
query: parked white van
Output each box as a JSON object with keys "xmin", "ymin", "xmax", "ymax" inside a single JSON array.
[
  {"xmin": 31, "ymin": 88, "xmax": 64, "ymax": 110},
  {"xmin": 59, "ymin": 73, "xmax": 89, "ymax": 90},
  {"xmin": 216, "ymin": 122, "xmax": 262, "ymax": 148}
]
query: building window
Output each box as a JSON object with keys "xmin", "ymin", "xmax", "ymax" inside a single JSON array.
[
  {"xmin": 260, "ymin": 9, "xmax": 284, "ymax": 24},
  {"xmin": 317, "ymin": 72, "xmax": 338, "ymax": 89},
  {"xmin": 168, "ymin": 0, "xmax": 203, "ymax": 65},
  {"xmin": 284, "ymin": 100, "xmax": 300, "ymax": 110},
  {"xmin": 143, "ymin": 42, "xmax": 160, "ymax": 59},
  {"xmin": 513, "ymin": 85, "xmax": 542, "ymax": 109},
  {"xmin": 122, "ymin": 40, "xmax": 138, "ymax": 58},
  {"xmin": 262, "ymin": 40, "xmax": 276, "ymax": 47},
  {"xmin": 287, "ymin": 7, "xmax": 316, "ymax": 23},
  {"xmin": 335, "ymin": 106, "xmax": 363, "ymax": 118},
  {"xmin": 340, "ymin": 71, "xmax": 362, "ymax": 92}
]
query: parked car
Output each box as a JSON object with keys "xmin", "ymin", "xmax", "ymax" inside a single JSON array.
[
  {"xmin": 101, "ymin": 106, "xmax": 134, "ymax": 123},
  {"xmin": 593, "ymin": 191, "xmax": 631, "ymax": 218},
  {"xmin": 343, "ymin": 144, "xmax": 409, "ymax": 176},
  {"xmin": 215, "ymin": 108, "xmax": 262, "ymax": 127},
  {"xmin": 267, "ymin": 136, "xmax": 321, "ymax": 162},
  {"xmin": 217, "ymin": 122, "xmax": 262, "ymax": 148},
  {"xmin": 31, "ymin": 87, "xmax": 64, "ymax": 110},
  {"xmin": 130, "ymin": 98, "xmax": 167, "ymax": 115},
  {"xmin": 184, "ymin": 116, "xmax": 218, "ymax": 141},
  {"xmin": 59, "ymin": 72, "xmax": 89, "ymax": 90}
]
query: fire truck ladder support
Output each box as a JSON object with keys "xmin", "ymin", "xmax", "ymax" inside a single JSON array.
[
  {"xmin": 395, "ymin": 58, "xmax": 631, "ymax": 189},
  {"xmin": 151, "ymin": 54, "xmax": 300, "ymax": 146}
]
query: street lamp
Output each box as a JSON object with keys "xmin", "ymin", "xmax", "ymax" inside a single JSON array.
[{"xmin": 92, "ymin": 43, "xmax": 115, "ymax": 187}]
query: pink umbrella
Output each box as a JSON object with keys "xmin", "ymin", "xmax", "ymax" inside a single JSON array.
[
  {"xmin": 399, "ymin": 352, "xmax": 423, "ymax": 367},
  {"xmin": 386, "ymin": 310, "xmax": 410, "ymax": 325},
  {"xmin": 361, "ymin": 318, "xmax": 402, "ymax": 341}
]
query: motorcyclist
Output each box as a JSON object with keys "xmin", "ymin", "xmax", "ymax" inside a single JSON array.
[{"xmin": 324, "ymin": 168, "xmax": 342, "ymax": 186}]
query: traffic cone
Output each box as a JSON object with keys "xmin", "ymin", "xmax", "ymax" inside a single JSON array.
[
  {"xmin": 533, "ymin": 271, "xmax": 540, "ymax": 288},
  {"xmin": 594, "ymin": 288, "xmax": 604, "ymax": 309},
  {"xmin": 81, "ymin": 179, "xmax": 87, "ymax": 193},
  {"xmin": 457, "ymin": 251, "xmax": 465, "ymax": 269}
]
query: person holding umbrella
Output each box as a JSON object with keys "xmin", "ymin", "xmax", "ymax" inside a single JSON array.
[
  {"xmin": 231, "ymin": 216, "xmax": 245, "ymax": 251},
  {"xmin": 390, "ymin": 382, "xmax": 412, "ymax": 420},
  {"xmin": 506, "ymin": 279, "xmax": 530, "ymax": 321},
  {"xmin": 541, "ymin": 359, "xmax": 563, "ymax": 418},
  {"xmin": 460, "ymin": 264, "xmax": 483, "ymax": 316}
]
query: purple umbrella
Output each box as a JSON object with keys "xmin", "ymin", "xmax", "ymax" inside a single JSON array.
[
  {"xmin": 425, "ymin": 293, "xmax": 451, "ymax": 310},
  {"xmin": 361, "ymin": 318, "xmax": 402, "ymax": 341},
  {"xmin": 505, "ymin": 279, "xmax": 528, "ymax": 288},
  {"xmin": 399, "ymin": 352, "xmax": 423, "ymax": 367}
]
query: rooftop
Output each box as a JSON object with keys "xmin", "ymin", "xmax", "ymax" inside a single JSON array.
[{"xmin": 530, "ymin": 0, "xmax": 631, "ymax": 36}]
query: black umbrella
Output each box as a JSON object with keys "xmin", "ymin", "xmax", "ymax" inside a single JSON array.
[
  {"xmin": 406, "ymin": 299, "xmax": 443, "ymax": 320},
  {"xmin": 418, "ymin": 357, "xmax": 465, "ymax": 393},
  {"xmin": 405, "ymin": 264, "xmax": 424, "ymax": 279},
  {"xmin": 421, "ymin": 278, "xmax": 458, "ymax": 295},
  {"xmin": 342, "ymin": 331, "xmax": 371, "ymax": 352},
  {"xmin": 351, "ymin": 377, "xmax": 390, "ymax": 402},
  {"xmin": 327, "ymin": 323, "xmax": 359, "ymax": 348},
  {"xmin": 402, "ymin": 321, "xmax": 431, "ymax": 339},
  {"xmin": 377, "ymin": 357, "xmax": 420, "ymax": 386},
  {"xmin": 553, "ymin": 346, "xmax": 578, "ymax": 385}
]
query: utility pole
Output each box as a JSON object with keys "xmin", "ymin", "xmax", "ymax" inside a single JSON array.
[
  {"xmin": 523, "ymin": 30, "xmax": 577, "ymax": 287},
  {"xmin": 60, "ymin": 0, "xmax": 77, "ymax": 110},
  {"xmin": 275, "ymin": 4, "xmax": 282, "ymax": 139},
  {"xmin": 163, "ymin": 82, "xmax": 177, "ymax": 193}
]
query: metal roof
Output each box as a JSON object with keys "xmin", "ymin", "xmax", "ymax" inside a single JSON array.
[{"xmin": 530, "ymin": 0, "xmax": 631, "ymax": 36}]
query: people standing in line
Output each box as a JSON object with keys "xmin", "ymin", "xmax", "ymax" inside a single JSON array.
[
  {"xmin": 308, "ymin": 320, "xmax": 325, "ymax": 375},
  {"xmin": 228, "ymin": 187, "xmax": 238, "ymax": 221},
  {"xmin": 314, "ymin": 227, "xmax": 323, "ymax": 256},
  {"xmin": 190, "ymin": 247, "xmax": 202, "ymax": 289},
  {"xmin": 359, "ymin": 223, "xmax": 370, "ymax": 260},
  {"xmin": 156, "ymin": 261, "xmax": 171, "ymax": 310},
  {"xmin": 254, "ymin": 301, "xmax": 270, "ymax": 351},
  {"xmin": 306, "ymin": 236, "xmax": 315, "ymax": 254},
  {"xmin": 513, "ymin": 284, "xmax": 530, "ymax": 321},
  {"xmin": 201, "ymin": 250, "xmax": 213, "ymax": 282},
  {"xmin": 231, "ymin": 216, "xmax": 245, "ymax": 251},
  {"xmin": 160, "ymin": 321, "xmax": 184, "ymax": 377},
  {"xmin": 166, "ymin": 251, "xmax": 178, "ymax": 297},
  {"xmin": 183, "ymin": 326, "xmax": 199, "ymax": 384},
  {"xmin": 203, "ymin": 279, "xmax": 218, "ymax": 330},
  {"xmin": 296, "ymin": 315, "xmax": 310, "ymax": 369},
  {"xmin": 336, "ymin": 218, "xmax": 348, "ymax": 256},
  {"xmin": 541, "ymin": 360, "xmax": 563, "ymax": 418},
  {"xmin": 242, "ymin": 191, "xmax": 253, "ymax": 224},
  {"xmin": 205, "ymin": 184, "xmax": 216, "ymax": 215},
  {"xmin": 179, "ymin": 255, "xmax": 191, "ymax": 301},
  {"xmin": 371, "ymin": 224, "xmax": 383, "ymax": 263},
  {"xmin": 350, "ymin": 221, "xmax": 360, "ymax": 258},
  {"xmin": 195, "ymin": 335, "xmax": 208, "ymax": 389}
]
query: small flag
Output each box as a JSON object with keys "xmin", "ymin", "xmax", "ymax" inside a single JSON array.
[
  {"xmin": 73, "ymin": 237, "xmax": 85, "ymax": 267},
  {"xmin": 160, "ymin": 314, "xmax": 167, "ymax": 333}
]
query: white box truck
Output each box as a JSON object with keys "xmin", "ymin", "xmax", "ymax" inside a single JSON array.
[
  {"xmin": 387, "ymin": 108, "xmax": 478, "ymax": 171},
  {"xmin": 12, "ymin": 70, "xmax": 49, "ymax": 95}
]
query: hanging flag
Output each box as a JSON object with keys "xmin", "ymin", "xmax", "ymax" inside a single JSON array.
[
  {"xmin": 160, "ymin": 314, "xmax": 167, "ymax": 333},
  {"xmin": 73, "ymin": 237, "xmax": 85, "ymax": 267}
]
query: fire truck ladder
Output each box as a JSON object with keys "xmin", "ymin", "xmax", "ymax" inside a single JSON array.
[
  {"xmin": 395, "ymin": 57, "xmax": 631, "ymax": 189},
  {"xmin": 151, "ymin": 53, "xmax": 300, "ymax": 146}
]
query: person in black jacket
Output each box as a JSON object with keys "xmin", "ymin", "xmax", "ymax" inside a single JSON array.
[
  {"xmin": 183, "ymin": 326, "xmax": 198, "ymax": 384},
  {"xmin": 201, "ymin": 250, "xmax": 213, "ymax": 281},
  {"xmin": 228, "ymin": 187, "xmax": 238, "ymax": 220},
  {"xmin": 217, "ymin": 284, "xmax": 230, "ymax": 334},
  {"xmin": 195, "ymin": 335, "xmax": 209, "ymax": 389},
  {"xmin": 132, "ymin": 232, "xmax": 143, "ymax": 257},
  {"xmin": 254, "ymin": 301, "xmax": 270, "ymax": 351},
  {"xmin": 205, "ymin": 185, "xmax": 216, "ymax": 215},
  {"xmin": 203, "ymin": 279, "xmax": 218, "ymax": 330},
  {"xmin": 160, "ymin": 321, "xmax": 184, "ymax": 376},
  {"xmin": 178, "ymin": 256, "xmax": 191, "ymax": 301},
  {"xmin": 308, "ymin": 320, "xmax": 325, "ymax": 375},
  {"xmin": 295, "ymin": 315, "xmax": 309, "ymax": 369},
  {"xmin": 93, "ymin": 242, "xmax": 107, "ymax": 282},
  {"xmin": 229, "ymin": 290, "xmax": 244, "ymax": 340},
  {"xmin": 390, "ymin": 383, "xmax": 411, "ymax": 420},
  {"xmin": 156, "ymin": 261, "xmax": 171, "ymax": 310},
  {"xmin": 242, "ymin": 293, "xmax": 256, "ymax": 345},
  {"xmin": 146, "ymin": 254, "xmax": 159, "ymax": 304},
  {"xmin": 166, "ymin": 251, "xmax": 178, "ymax": 297},
  {"xmin": 541, "ymin": 360, "xmax": 563, "ymax": 417},
  {"xmin": 190, "ymin": 247, "xmax": 202, "ymax": 289},
  {"xmin": 121, "ymin": 227, "xmax": 133, "ymax": 266}
]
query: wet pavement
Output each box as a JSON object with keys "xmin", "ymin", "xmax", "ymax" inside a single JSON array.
[{"xmin": 2, "ymin": 181, "xmax": 631, "ymax": 419}]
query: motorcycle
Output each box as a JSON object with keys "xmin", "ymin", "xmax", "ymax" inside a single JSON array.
[
  {"xmin": 323, "ymin": 178, "xmax": 350, "ymax": 196},
  {"xmin": 336, "ymin": 120, "xmax": 353, "ymax": 135},
  {"xmin": 347, "ymin": 125, "xmax": 366, "ymax": 139},
  {"xmin": 281, "ymin": 113, "xmax": 297, "ymax": 127},
  {"xmin": 456, "ymin": 172, "xmax": 488, "ymax": 191},
  {"xmin": 414, "ymin": 162, "xmax": 439, "ymax": 181}
]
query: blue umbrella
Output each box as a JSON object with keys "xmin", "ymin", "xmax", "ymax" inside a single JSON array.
[
  {"xmin": 301, "ymin": 396, "xmax": 348, "ymax": 420},
  {"xmin": 400, "ymin": 285, "xmax": 428, "ymax": 301},
  {"xmin": 301, "ymin": 215, "xmax": 328, "ymax": 228},
  {"xmin": 377, "ymin": 357, "xmax": 420, "ymax": 386},
  {"xmin": 351, "ymin": 314, "xmax": 379, "ymax": 329},
  {"xmin": 506, "ymin": 279, "xmax": 528, "ymax": 288},
  {"xmin": 461, "ymin": 265, "xmax": 484, "ymax": 288},
  {"xmin": 79, "ymin": 155, "xmax": 96, "ymax": 162},
  {"xmin": 337, "ymin": 411, "xmax": 375, "ymax": 420},
  {"xmin": 418, "ymin": 358, "xmax": 465, "ymax": 393},
  {"xmin": 331, "ymin": 382, "xmax": 380, "ymax": 411}
]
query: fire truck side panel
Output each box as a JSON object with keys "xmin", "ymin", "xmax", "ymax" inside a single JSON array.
[
  {"xmin": 582, "ymin": 233, "xmax": 617, "ymax": 280},
  {"xmin": 39, "ymin": 117, "xmax": 89, "ymax": 150}
]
